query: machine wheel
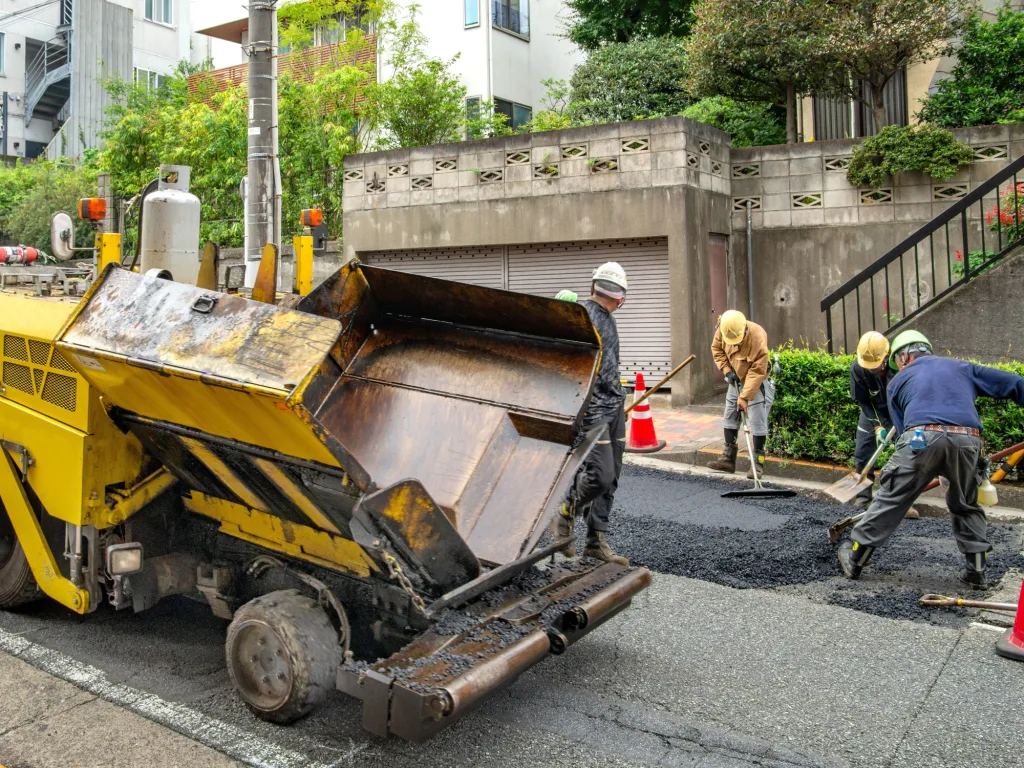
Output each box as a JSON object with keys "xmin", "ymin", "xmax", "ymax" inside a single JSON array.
[
  {"xmin": 225, "ymin": 589, "xmax": 341, "ymax": 724},
  {"xmin": 0, "ymin": 502, "xmax": 41, "ymax": 609}
]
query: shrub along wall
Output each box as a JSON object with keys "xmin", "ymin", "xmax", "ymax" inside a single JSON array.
[{"xmin": 767, "ymin": 348, "xmax": 1024, "ymax": 466}]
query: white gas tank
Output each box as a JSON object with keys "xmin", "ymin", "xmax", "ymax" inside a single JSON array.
[{"xmin": 140, "ymin": 165, "xmax": 201, "ymax": 284}]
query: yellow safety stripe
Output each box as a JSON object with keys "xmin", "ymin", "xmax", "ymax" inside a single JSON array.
[
  {"xmin": 252, "ymin": 457, "xmax": 342, "ymax": 535},
  {"xmin": 179, "ymin": 436, "xmax": 269, "ymax": 513}
]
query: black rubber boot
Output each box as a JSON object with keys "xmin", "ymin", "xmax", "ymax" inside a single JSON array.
[
  {"xmin": 584, "ymin": 531, "xmax": 628, "ymax": 566},
  {"xmin": 958, "ymin": 551, "xmax": 988, "ymax": 590},
  {"xmin": 549, "ymin": 501, "xmax": 577, "ymax": 558},
  {"xmin": 838, "ymin": 540, "xmax": 874, "ymax": 580},
  {"xmin": 709, "ymin": 444, "xmax": 738, "ymax": 473}
]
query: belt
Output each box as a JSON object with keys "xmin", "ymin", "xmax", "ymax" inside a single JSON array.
[{"xmin": 921, "ymin": 424, "xmax": 981, "ymax": 438}]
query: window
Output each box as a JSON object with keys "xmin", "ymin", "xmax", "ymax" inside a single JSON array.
[
  {"xmin": 145, "ymin": 0, "xmax": 172, "ymax": 25},
  {"xmin": 492, "ymin": 0, "xmax": 529, "ymax": 36},
  {"xmin": 495, "ymin": 98, "xmax": 532, "ymax": 130},
  {"xmin": 0, "ymin": 33, "xmax": 5, "ymax": 76},
  {"xmin": 812, "ymin": 69, "xmax": 907, "ymax": 140},
  {"xmin": 466, "ymin": 0, "xmax": 480, "ymax": 27},
  {"xmin": 134, "ymin": 67, "xmax": 169, "ymax": 92}
]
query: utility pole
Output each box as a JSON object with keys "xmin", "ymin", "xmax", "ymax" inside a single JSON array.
[{"xmin": 245, "ymin": 0, "xmax": 282, "ymax": 288}]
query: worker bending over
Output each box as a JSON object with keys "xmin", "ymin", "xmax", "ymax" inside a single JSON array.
[
  {"xmin": 850, "ymin": 332, "xmax": 899, "ymax": 509},
  {"xmin": 551, "ymin": 262, "xmax": 630, "ymax": 566},
  {"xmin": 839, "ymin": 330, "xmax": 1024, "ymax": 587},
  {"xmin": 708, "ymin": 310, "xmax": 774, "ymax": 478}
]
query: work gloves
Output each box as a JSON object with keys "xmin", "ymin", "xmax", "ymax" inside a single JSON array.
[
  {"xmin": 725, "ymin": 371, "xmax": 740, "ymax": 387},
  {"xmin": 874, "ymin": 426, "xmax": 887, "ymax": 446}
]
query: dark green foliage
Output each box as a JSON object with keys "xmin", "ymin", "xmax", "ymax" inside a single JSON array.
[
  {"xmin": 564, "ymin": 0, "xmax": 695, "ymax": 50},
  {"xmin": 918, "ymin": 8, "xmax": 1024, "ymax": 127},
  {"xmin": 680, "ymin": 97, "xmax": 786, "ymax": 147},
  {"xmin": 767, "ymin": 348, "xmax": 1024, "ymax": 466},
  {"xmin": 846, "ymin": 124, "xmax": 974, "ymax": 188},
  {"xmin": 569, "ymin": 37, "xmax": 692, "ymax": 124}
]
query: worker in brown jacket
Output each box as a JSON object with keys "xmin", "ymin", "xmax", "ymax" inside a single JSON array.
[{"xmin": 708, "ymin": 310, "xmax": 775, "ymax": 478}]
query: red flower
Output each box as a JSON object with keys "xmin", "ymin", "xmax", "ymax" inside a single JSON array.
[
  {"xmin": 987, "ymin": 212, "xmax": 994, "ymax": 225},
  {"xmin": 955, "ymin": 249, "xmax": 963, "ymax": 261},
  {"xmin": 883, "ymin": 299, "xmax": 889, "ymax": 311}
]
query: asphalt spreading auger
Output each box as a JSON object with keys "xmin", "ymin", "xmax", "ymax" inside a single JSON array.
[{"xmin": 0, "ymin": 254, "xmax": 651, "ymax": 740}]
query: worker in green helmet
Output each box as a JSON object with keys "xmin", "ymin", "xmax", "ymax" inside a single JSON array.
[
  {"xmin": 839, "ymin": 330, "xmax": 1024, "ymax": 588},
  {"xmin": 555, "ymin": 290, "xmax": 578, "ymax": 302}
]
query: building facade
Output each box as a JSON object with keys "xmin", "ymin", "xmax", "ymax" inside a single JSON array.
[{"xmin": 0, "ymin": 0, "xmax": 193, "ymax": 161}]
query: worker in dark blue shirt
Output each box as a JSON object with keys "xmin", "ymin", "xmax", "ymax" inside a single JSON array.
[
  {"xmin": 849, "ymin": 331, "xmax": 895, "ymax": 509},
  {"xmin": 839, "ymin": 330, "xmax": 1024, "ymax": 587}
]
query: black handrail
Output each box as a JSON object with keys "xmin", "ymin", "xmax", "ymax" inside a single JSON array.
[{"xmin": 821, "ymin": 153, "xmax": 1024, "ymax": 353}]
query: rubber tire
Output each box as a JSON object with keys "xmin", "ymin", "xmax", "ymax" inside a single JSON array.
[
  {"xmin": 0, "ymin": 503, "xmax": 41, "ymax": 609},
  {"xmin": 225, "ymin": 589, "xmax": 340, "ymax": 724}
]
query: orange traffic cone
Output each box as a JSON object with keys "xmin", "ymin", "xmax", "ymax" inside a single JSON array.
[
  {"xmin": 996, "ymin": 580, "xmax": 1024, "ymax": 662},
  {"xmin": 625, "ymin": 372, "xmax": 666, "ymax": 453}
]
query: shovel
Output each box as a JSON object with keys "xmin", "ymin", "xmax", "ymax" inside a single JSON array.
[
  {"xmin": 721, "ymin": 411, "xmax": 797, "ymax": 499},
  {"xmin": 824, "ymin": 428, "xmax": 896, "ymax": 506}
]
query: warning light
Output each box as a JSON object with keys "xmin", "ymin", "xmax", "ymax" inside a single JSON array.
[
  {"xmin": 301, "ymin": 208, "xmax": 324, "ymax": 227},
  {"xmin": 78, "ymin": 198, "xmax": 107, "ymax": 221}
]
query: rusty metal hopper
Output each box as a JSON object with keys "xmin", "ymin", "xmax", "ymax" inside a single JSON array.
[{"xmin": 56, "ymin": 263, "xmax": 600, "ymax": 588}]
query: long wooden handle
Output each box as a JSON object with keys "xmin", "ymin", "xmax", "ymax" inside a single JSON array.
[
  {"xmin": 854, "ymin": 428, "xmax": 896, "ymax": 481},
  {"xmin": 625, "ymin": 355, "xmax": 696, "ymax": 415}
]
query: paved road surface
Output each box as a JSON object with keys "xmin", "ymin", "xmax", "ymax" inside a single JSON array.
[{"xmin": 0, "ymin": 465, "xmax": 1021, "ymax": 768}]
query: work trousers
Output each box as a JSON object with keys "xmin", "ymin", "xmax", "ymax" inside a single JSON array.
[
  {"xmin": 854, "ymin": 412, "xmax": 894, "ymax": 505},
  {"xmin": 723, "ymin": 380, "xmax": 776, "ymax": 438},
  {"xmin": 571, "ymin": 406, "xmax": 626, "ymax": 533},
  {"xmin": 851, "ymin": 429, "xmax": 990, "ymax": 554}
]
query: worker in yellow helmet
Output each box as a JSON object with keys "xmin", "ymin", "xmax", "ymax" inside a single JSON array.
[
  {"xmin": 708, "ymin": 310, "xmax": 774, "ymax": 477},
  {"xmin": 850, "ymin": 331, "xmax": 900, "ymax": 510}
]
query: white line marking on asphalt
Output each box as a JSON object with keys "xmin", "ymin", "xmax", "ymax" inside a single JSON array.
[
  {"xmin": 0, "ymin": 627, "xmax": 360, "ymax": 768},
  {"xmin": 969, "ymin": 621, "xmax": 1007, "ymax": 633}
]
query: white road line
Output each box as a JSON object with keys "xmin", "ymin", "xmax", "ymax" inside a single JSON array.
[
  {"xmin": 0, "ymin": 627, "xmax": 362, "ymax": 768},
  {"xmin": 968, "ymin": 621, "xmax": 1007, "ymax": 633}
]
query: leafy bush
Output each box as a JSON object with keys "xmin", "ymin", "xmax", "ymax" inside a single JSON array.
[
  {"xmin": 846, "ymin": 124, "xmax": 974, "ymax": 188},
  {"xmin": 0, "ymin": 159, "xmax": 98, "ymax": 251},
  {"xmin": 917, "ymin": 8, "xmax": 1024, "ymax": 127},
  {"xmin": 767, "ymin": 347, "xmax": 1024, "ymax": 466},
  {"xmin": 680, "ymin": 97, "xmax": 786, "ymax": 147},
  {"xmin": 569, "ymin": 36, "xmax": 692, "ymax": 124}
]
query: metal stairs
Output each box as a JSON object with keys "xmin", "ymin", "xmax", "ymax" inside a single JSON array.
[
  {"xmin": 821, "ymin": 154, "xmax": 1024, "ymax": 353},
  {"xmin": 25, "ymin": 33, "xmax": 72, "ymax": 126}
]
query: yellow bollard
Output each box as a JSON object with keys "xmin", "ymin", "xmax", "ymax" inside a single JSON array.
[
  {"xmin": 95, "ymin": 232, "xmax": 122, "ymax": 271},
  {"xmin": 293, "ymin": 234, "xmax": 314, "ymax": 296}
]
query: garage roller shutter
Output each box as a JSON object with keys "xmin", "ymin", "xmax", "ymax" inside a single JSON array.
[
  {"xmin": 508, "ymin": 239, "xmax": 672, "ymax": 382},
  {"xmin": 361, "ymin": 246, "xmax": 504, "ymax": 289}
]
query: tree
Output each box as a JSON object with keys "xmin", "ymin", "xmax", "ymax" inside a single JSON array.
[
  {"xmin": 681, "ymin": 97, "xmax": 786, "ymax": 147},
  {"xmin": 0, "ymin": 159, "xmax": 98, "ymax": 251},
  {"xmin": 569, "ymin": 37, "xmax": 691, "ymax": 124},
  {"xmin": 816, "ymin": 0, "xmax": 972, "ymax": 131},
  {"xmin": 685, "ymin": 0, "xmax": 828, "ymax": 144},
  {"xmin": 917, "ymin": 7, "xmax": 1024, "ymax": 127},
  {"xmin": 564, "ymin": 0, "xmax": 695, "ymax": 50}
]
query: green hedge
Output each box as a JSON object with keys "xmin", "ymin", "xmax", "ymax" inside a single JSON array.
[{"xmin": 766, "ymin": 348, "xmax": 1024, "ymax": 466}]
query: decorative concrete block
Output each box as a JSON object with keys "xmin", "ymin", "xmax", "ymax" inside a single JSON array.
[
  {"xmin": 410, "ymin": 190, "xmax": 434, "ymax": 206},
  {"xmin": 895, "ymin": 184, "xmax": 931, "ymax": 204},
  {"xmin": 791, "ymin": 208, "xmax": 825, "ymax": 228},
  {"xmin": 760, "ymin": 160, "xmax": 789, "ymax": 178},
  {"xmin": 859, "ymin": 204, "xmax": 895, "ymax": 223},
  {"xmin": 651, "ymin": 132, "xmax": 683, "ymax": 152},
  {"xmin": 789, "ymin": 157, "xmax": 822, "ymax": 176},
  {"xmin": 763, "ymin": 194, "xmax": 791, "ymax": 212},
  {"xmin": 763, "ymin": 210, "xmax": 792, "ymax": 228},
  {"xmin": 824, "ymin": 207, "xmax": 859, "ymax": 225},
  {"xmin": 895, "ymin": 203, "xmax": 934, "ymax": 222},
  {"xmin": 591, "ymin": 172, "xmax": 622, "ymax": 192},
  {"xmin": 823, "ymin": 189, "xmax": 857, "ymax": 208},
  {"xmin": 434, "ymin": 187, "xmax": 460, "ymax": 204},
  {"xmin": 789, "ymin": 174, "xmax": 823, "ymax": 193},
  {"xmin": 620, "ymin": 153, "xmax": 652, "ymax": 173},
  {"xmin": 620, "ymin": 170, "xmax": 653, "ymax": 189},
  {"xmin": 504, "ymin": 164, "xmax": 531, "ymax": 183},
  {"xmin": 505, "ymin": 182, "xmax": 533, "ymax": 198},
  {"xmin": 652, "ymin": 167, "xmax": 688, "ymax": 187},
  {"xmin": 387, "ymin": 176, "xmax": 411, "ymax": 193},
  {"xmin": 589, "ymin": 138, "xmax": 620, "ymax": 158}
]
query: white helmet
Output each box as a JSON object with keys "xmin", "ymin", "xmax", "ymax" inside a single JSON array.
[{"xmin": 592, "ymin": 262, "xmax": 628, "ymax": 299}]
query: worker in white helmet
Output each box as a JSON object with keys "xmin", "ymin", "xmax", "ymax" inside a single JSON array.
[
  {"xmin": 708, "ymin": 309, "xmax": 774, "ymax": 477},
  {"xmin": 550, "ymin": 262, "xmax": 630, "ymax": 565}
]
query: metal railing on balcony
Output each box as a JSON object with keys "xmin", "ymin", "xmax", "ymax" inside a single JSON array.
[
  {"xmin": 821, "ymin": 154, "xmax": 1024, "ymax": 354},
  {"xmin": 25, "ymin": 33, "xmax": 72, "ymax": 123}
]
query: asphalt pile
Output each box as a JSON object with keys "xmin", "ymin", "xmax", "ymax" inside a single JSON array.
[{"xmin": 600, "ymin": 465, "xmax": 1024, "ymax": 626}]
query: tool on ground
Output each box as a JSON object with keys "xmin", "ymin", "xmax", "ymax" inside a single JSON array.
[
  {"xmin": 721, "ymin": 412, "xmax": 796, "ymax": 499},
  {"xmin": 828, "ymin": 438, "xmax": 1024, "ymax": 543},
  {"xmin": 996, "ymin": 581, "xmax": 1024, "ymax": 662},
  {"xmin": 625, "ymin": 372, "xmax": 667, "ymax": 453},
  {"xmin": 624, "ymin": 355, "xmax": 696, "ymax": 415},
  {"xmin": 919, "ymin": 594, "xmax": 1019, "ymax": 612},
  {"xmin": 824, "ymin": 428, "xmax": 896, "ymax": 505}
]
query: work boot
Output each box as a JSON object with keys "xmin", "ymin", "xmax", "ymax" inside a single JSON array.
[
  {"xmin": 746, "ymin": 452, "xmax": 766, "ymax": 480},
  {"xmin": 958, "ymin": 551, "xmax": 988, "ymax": 590},
  {"xmin": 708, "ymin": 444, "xmax": 738, "ymax": 474},
  {"xmin": 584, "ymin": 531, "xmax": 628, "ymax": 566},
  {"xmin": 905, "ymin": 507, "xmax": 920, "ymax": 520},
  {"xmin": 837, "ymin": 540, "xmax": 874, "ymax": 580},
  {"xmin": 549, "ymin": 501, "xmax": 577, "ymax": 557}
]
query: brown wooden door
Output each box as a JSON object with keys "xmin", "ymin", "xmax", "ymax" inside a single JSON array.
[{"xmin": 709, "ymin": 234, "xmax": 729, "ymax": 390}]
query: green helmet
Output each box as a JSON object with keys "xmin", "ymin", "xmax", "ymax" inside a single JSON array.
[
  {"xmin": 555, "ymin": 290, "xmax": 578, "ymax": 302},
  {"xmin": 889, "ymin": 330, "xmax": 932, "ymax": 370}
]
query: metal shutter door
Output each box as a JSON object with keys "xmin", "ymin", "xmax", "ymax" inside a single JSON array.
[
  {"xmin": 507, "ymin": 239, "xmax": 672, "ymax": 382},
  {"xmin": 361, "ymin": 246, "xmax": 505, "ymax": 289}
]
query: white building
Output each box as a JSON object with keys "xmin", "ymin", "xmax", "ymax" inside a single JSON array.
[
  {"xmin": 194, "ymin": 0, "xmax": 584, "ymax": 132},
  {"xmin": 0, "ymin": 0, "xmax": 194, "ymax": 160}
]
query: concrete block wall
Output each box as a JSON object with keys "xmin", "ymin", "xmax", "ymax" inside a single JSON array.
[{"xmin": 342, "ymin": 116, "xmax": 732, "ymax": 210}]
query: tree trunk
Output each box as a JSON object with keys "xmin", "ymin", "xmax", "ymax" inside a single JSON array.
[
  {"xmin": 786, "ymin": 80, "xmax": 798, "ymax": 144},
  {"xmin": 871, "ymin": 79, "xmax": 888, "ymax": 133}
]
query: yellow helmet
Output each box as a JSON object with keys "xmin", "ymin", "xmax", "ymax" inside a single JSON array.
[
  {"xmin": 719, "ymin": 310, "xmax": 747, "ymax": 345},
  {"xmin": 856, "ymin": 331, "xmax": 890, "ymax": 370}
]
